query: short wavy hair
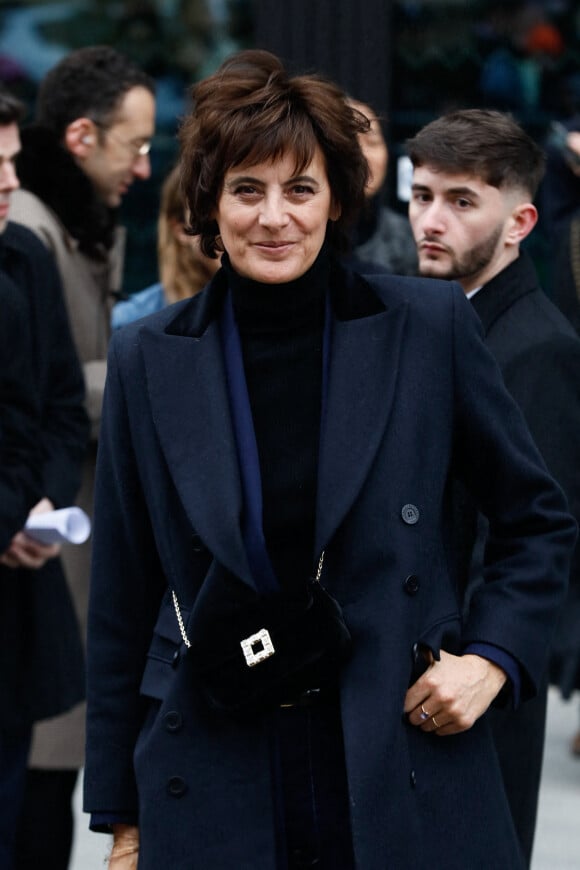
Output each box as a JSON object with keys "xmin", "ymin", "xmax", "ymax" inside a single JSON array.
[
  {"xmin": 179, "ymin": 50, "xmax": 370, "ymax": 257},
  {"xmin": 36, "ymin": 45, "xmax": 155, "ymax": 137},
  {"xmin": 406, "ymin": 109, "xmax": 545, "ymax": 199}
]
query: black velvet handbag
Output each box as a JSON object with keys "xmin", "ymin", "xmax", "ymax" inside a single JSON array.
[{"xmin": 172, "ymin": 553, "xmax": 352, "ymax": 715}]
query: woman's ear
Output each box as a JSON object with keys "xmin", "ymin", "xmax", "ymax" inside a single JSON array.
[{"xmin": 65, "ymin": 118, "xmax": 97, "ymax": 157}]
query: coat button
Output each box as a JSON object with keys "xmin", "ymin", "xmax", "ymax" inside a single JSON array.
[
  {"xmin": 404, "ymin": 574, "xmax": 420, "ymax": 595},
  {"xmin": 410, "ymin": 769, "xmax": 417, "ymax": 788},
  {"xmin": 401, "ymin": 504, "xmax": 420, "ymax": 525},
  {"xmin": 171, "ymin": 649, "xmax": 180, "ymax": 668},
  {"xmin": 164, "ymin": 711, "xmax": 183, "ymax": 733},
  {"xmin": 167, "ymin": 776, "xmax": 187, "ymax": 797}
]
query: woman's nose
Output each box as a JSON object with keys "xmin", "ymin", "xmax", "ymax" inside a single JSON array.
[{"xmin": 258, "ymin": 193, "xmax": 290, "ymax": 228}]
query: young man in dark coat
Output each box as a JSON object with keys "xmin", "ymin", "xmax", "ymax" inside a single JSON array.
[
  {"xmin": 0, "ymin": 86, "xmax": 88, "ymax": 868},
  {"xmin": 407, "ymin": 108, "xmax": 580, "ymax": 867}
]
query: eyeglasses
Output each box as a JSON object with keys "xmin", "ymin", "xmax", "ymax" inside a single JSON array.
[
  {"xmin": 108, "ymin": 131, "xmax": 151, "ymax": 158},
  {"xmin": 92, "ymin": 121, "xmax": 151, "ymax": 159}
]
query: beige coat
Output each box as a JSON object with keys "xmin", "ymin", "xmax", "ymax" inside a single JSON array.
[{"xmin": 10, "ymin": 188, "xmax": 125, "ymax": 768}]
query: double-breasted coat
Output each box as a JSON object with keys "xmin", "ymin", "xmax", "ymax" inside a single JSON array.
[{"xmin": 84, "ymin": 266, "xmax": 575, "ymax": 869}]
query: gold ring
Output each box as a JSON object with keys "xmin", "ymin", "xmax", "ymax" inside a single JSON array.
[
  {"xmin": 431, "ymin": 715, "xmax": 440, "ymax": 728},
  {"xmin": 420, "ymin": 704, "xmax": 430, "ymax": 721}
]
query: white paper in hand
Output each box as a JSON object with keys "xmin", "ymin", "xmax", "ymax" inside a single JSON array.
[{"xmin": 25, "ymin": 507, "xmax": 91, "ymax": 545}]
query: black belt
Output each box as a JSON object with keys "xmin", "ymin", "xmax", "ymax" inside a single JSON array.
[{"xmin": 278, "ymin": 687, "xmax": 338, "ymax": 708}]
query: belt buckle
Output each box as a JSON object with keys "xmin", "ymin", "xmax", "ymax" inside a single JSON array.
[
  {"xmin": 240, "ymin": 628, "xmax": 275, "ymax": 667},
  {"xmin": 279, "ymin": 688, "xmax": 322, "ymax": 709}
]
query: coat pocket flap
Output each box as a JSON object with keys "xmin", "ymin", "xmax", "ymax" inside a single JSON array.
[{"xmin": 139, "ymin": 590, "xmax": 191, "ymax": 701}]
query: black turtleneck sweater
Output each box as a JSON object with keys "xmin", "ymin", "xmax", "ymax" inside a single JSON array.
[{"xmin": 223, "ymin": 252, "xmax": 329, "ymax": 591}]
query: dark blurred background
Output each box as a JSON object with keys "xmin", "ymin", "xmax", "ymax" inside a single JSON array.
[{"xmin": 2, "ymin": 0, "xmax": 579, "ymax": 293}]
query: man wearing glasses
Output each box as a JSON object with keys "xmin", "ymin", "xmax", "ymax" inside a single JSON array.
[{"xmin": 8, "ymin": 45, "xmax": 155, "ymax": 870}]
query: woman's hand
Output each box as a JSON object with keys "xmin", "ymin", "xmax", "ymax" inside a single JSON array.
[
  {"xmin": 108, "ymin": 824, "xmax": 139, "ymax": 870},
  {"xmin": 404, "ymin": 650, "xmax": 507, "ymax": 735}
]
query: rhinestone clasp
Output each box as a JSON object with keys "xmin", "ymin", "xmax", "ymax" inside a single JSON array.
[{"xmin": 240, "ymin": 628, "xmax": 275, "ymax": 667}]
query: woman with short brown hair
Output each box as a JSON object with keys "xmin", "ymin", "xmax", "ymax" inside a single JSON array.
[{"xmin": 85, "ymin": 50, "xmax": 573, "ymax": 870}]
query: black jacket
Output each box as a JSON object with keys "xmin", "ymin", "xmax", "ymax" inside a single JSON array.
[
  {"xmin": 0, "ymin": 271, "xmax": 41, "ymax": 549},
  {"xmin": 453, "ymin": 251, "xmax": 580, "ymax": 864},
  {"xmin": 472, "ymin": 252, "xmax": 580, "ymax": 688},
  {"xmin": 0, "ymin": 222, "xmax": 88, "ymax": 731}
]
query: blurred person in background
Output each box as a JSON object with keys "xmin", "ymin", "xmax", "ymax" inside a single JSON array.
[
  {"xmin": 111, "ymin": 164, "xmax": 221, "ymax": 330},
  {"xmin": 8, "ymin": 46, "xmax": 155, "ymax": 870},
  {"xmin": 0, "ymin": 85, "xmax": 87, "ymax": 870},
  {"xmin": 543, "ymin": 123, "xmax": 580, "ymax": 336},
  {"xmin": 348, "ymin": 98, "xmax": 417, "ymax": 276},
  {"xmin": 541, "ymin": 124, "xmax": 580, "ymax": 756}
]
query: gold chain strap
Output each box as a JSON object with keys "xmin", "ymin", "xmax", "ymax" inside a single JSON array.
[
  {"xmin": 171, "ymin": 551, "xmax": 326, "ymax": 649},
  {"xmin": 314, "ymin": 550, "xmax": 325, "ymax": 582},
  {"xmin": 172, "ymin": 589, "xmax": 191, "ymax": 648}
]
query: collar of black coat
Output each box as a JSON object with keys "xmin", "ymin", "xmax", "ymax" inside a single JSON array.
[
  {"xmin": 163, "ymin": 252, "xmax": 386, "ymax": 339},
  {"xmin": 469, "ymin": 250, "xmax": 539, "ymax": 333},
  {"xmin": 15, "ymin": 125, "xmax": 118, "ymax": 257}
]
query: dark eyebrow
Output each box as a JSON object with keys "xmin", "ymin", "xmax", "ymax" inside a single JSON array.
[
  {"xmin": 411, "ymin": 182, "xmax": 480, "ymax": 200},
  {"xmin": 286, "ymin": 175, "xmax": 320, "ymax": 187},
  {"xmin": 445, "ymin": 186, "xmax": 480, "ymax": 199},
  {"xmin": 224, "ymin": 174, "xmax": 321, "ymax": 189},
  {"xmin": 224, "ymin": 175, "xmax": 260, "ymax": 188}
]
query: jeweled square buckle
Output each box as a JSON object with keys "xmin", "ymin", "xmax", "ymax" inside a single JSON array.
[{"xmin": 240, "ymin": 628, "xmax": 275, "ymax": 667}]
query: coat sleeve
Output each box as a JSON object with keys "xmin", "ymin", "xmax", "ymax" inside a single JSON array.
[
  {"xmin": 448, "ymin": 287, "xmax": 577, "ymax": 699},
  {"xmin": 32, "ymin": 242, "xmax": 89, "ymax": 508},
  {"xmin": 84, "ymin": 334, "xmax": 165, "ymax": 817},
  {"xmin": 0, "ymin": 274, "xmax": 41, "ymax": 549}
]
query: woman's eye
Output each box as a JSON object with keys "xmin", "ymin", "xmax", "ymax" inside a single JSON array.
[
  {"xmin": 235, "ymin": 185, "xmax": 258, "ymax": 196},
  {"xmin": 290, "ymin": 185, "xmax": 314, "ymax": 195}
]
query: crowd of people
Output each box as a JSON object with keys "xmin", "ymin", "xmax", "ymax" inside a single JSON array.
[{"xmin": 1, "ymin": 40, "xmax": 579, "ymax": 870}]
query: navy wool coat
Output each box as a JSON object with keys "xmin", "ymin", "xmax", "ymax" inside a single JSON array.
[{"xmin": 84, "ymin": 266, "xmax": 575, "ymax": 869}]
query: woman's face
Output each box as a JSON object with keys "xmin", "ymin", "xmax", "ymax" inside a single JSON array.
[{"xmin": 214, "ymin": 146, "xmax": 339, "ymax": 284}]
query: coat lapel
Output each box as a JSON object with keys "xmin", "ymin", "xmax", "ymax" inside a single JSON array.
[
  {"xmin": 139, "ymin": 289, "xmax": 255, "ymax": 588},
  {"xmin": 315, "ymin": 297, "xmax": 408, "ymax": 555},
  {"xmin": 139, "ymin": 270, "xmax": 409, "ymax": 584}
]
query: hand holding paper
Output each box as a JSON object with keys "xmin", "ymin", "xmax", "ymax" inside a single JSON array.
[{"xmin": 25, "ymin": 507, "xmax": 91, "ymax": 546}]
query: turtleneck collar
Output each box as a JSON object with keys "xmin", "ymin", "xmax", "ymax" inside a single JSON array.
[{"xmin": 221, "ymin": 246, "xmax": 330, "ymax": 335}]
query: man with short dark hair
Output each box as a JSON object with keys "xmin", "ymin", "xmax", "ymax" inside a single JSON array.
[
  {"xmin": 7, "ymin": 46, "xmax": 156, "ymax": 869},
  {"xmin": 407, "ymin": 108, "xmax": 580, "ymax": 866},
  {"xmin": 0, "ymin": 85, "xmax": 88, "ymax": 869}
]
